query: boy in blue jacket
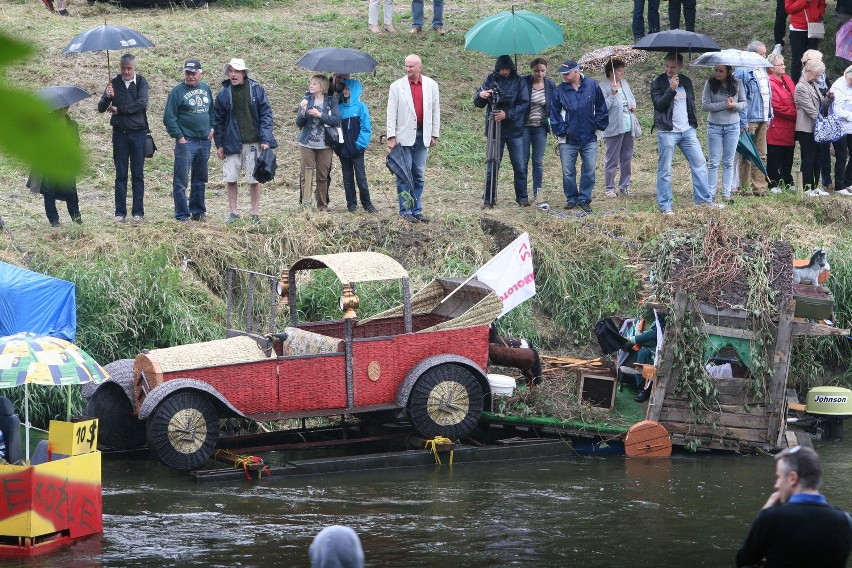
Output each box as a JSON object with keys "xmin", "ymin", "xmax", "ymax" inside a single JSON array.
[{"xmin": 337, "ymin": 79, "xmax": 378, "ymax": 213}]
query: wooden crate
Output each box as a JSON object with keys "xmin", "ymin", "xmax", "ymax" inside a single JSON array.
[{"xmin": 579, "ymin": 373, "xmax": 617, "ymax": 410}]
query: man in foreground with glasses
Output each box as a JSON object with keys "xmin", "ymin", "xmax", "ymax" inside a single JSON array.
[{"xmin": 736, "ymin": 445, "xmax": 852, "ymax": 567}]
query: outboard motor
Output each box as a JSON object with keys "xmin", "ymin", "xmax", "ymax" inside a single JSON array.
[{"xmin": 805, "ymin": 386, "xmax": 852, "ymax": 440}]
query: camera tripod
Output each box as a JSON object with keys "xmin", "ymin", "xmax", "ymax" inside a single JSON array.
[{"xmin": 483, "ymin": 101, "xmax": 502, "ymax": 206}]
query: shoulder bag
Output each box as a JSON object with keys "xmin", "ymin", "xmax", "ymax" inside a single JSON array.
[
  {"xmin": 804, "ymin": 7, "xmax": 825, "ymax": 39},
  {"xmin": 143, "ymin": 112, "xmax": 156, "ymax": 159},
  {"xmin": 814, "ymin": 100, "xmax": 844, "ymax": 144}
]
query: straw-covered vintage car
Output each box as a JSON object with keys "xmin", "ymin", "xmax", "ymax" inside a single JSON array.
[{"xmin": 85, "ymin": 252, "xmax": 503, "ymax": 470}]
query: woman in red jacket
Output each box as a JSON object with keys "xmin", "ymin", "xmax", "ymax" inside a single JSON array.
[
  {"xmin": 785, "ymin": 0, "xmax": 826, "ymax": 83},
  {"xmin": 767, "ymin": 53, "xmax": 798, "ymax": 192}
]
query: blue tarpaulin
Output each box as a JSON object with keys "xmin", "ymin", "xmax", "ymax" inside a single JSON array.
[{"xmin": 0, "ymin": 262, "xmax": 76, "ymax": 341}]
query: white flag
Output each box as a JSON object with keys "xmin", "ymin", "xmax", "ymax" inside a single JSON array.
[{"xmin": 475, "ymin": 232, "xmax": 536, "ymax": 317}]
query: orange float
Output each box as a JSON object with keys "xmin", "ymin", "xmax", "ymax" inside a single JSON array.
[{"xmin": 625, "ymin": 420, "xmax": 672, "ymax": 457}]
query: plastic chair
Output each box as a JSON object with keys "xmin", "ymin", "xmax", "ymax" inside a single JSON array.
[{"xmin": 0, "ymin": 397, "xmax": 23, "ymax": 464}]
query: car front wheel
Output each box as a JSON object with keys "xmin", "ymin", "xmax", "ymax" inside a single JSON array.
[{"xmin": 146, "ymin": 391, "xmax": 218, "ymax": 470}]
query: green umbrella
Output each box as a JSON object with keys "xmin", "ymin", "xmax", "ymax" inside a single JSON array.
[
  {"xmin": 464, "ymin": 8, "xmax": 564, "ymax": 56},
  {"xmin": 736, "ymin": 130, "xmax": 769, "ymax": 178},
  {"xmin": 0, "ymin": 332, "xmax": 109, "ymax": 461}
]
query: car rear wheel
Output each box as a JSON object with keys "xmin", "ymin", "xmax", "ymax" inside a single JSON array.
[
  {"xmin": 407, "ymin": 364, "xmax": 483, "ymax": 440},
  {"xmin": 86, "ymin": 382, "xmax": 147, "ymax": 450},
  {"xmin": 146, "ymin": 391, "xmax": 218, "ymax": 470}
]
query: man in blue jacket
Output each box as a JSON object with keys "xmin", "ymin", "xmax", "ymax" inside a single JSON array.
[
  {"xmin": 163, "ymin": 58, "xmax": 214, "ymax": 223},
  {"xmin": 549, "ymin": 59, "xmax": 608, "ymax": 213},
  {"xmin": 474, "ymin": 55, "xmax": 531, "ymax": 208},
  {"xmin": 214, "ymin": 58, "xmax": 277, "ymax": 223}
]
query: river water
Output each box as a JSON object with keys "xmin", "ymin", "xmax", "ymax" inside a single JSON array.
[{"xmin": 7, "ymin": 436, "xmax": 852, "ymax": 568}]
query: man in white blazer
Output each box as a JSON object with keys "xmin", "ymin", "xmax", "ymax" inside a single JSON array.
[{"xmin": 386, "ymin": 53, "xmax": 441, "ymax": 223}]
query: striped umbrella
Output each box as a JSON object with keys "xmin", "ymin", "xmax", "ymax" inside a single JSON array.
[{"xmin": 0, "ymin": 332, "xmax": 108, "ymax": 461}]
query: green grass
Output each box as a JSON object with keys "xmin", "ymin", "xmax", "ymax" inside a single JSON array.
[{"xmin": 1, "ymin": 0, "xmax": 851, "ymax": 421}]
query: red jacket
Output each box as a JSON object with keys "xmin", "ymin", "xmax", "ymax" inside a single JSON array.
[
  {"xmin": 768, "ymin": 73, "xmax": 797, "ymax": 146},
  {"xmin": 785, "ymin": 0, "xmax": 826, "ymax": 29}
]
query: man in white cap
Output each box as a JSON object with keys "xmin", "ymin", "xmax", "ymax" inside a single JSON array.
[
  {"xmin": 213, "ymin": 58, "xmax": 277, "ymax": 223},
  {"xmin": 163, "ymin": 58, "xmax": 214, "ymax": 223}
]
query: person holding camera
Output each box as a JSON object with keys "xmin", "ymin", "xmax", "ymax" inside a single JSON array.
[{"xmin": 474, "ymin": 55, "xmax": 531, "ymax": 209}]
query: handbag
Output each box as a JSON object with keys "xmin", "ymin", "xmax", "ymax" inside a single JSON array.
[
  {"xmin": 631, "ymin": 114, "xmax": 643, "ymax": 138},
  {"xmin": 144, "ymin": 132, "xmax": 157, "ymax": 159},
  {"xmin": 324, "ymin": 125, "xmax": 343, "ymax": 148},
  {"xmin": 804, "ymin": 9, "xmax": 825, "ymax": 39},
  {"xmin": 143, "ymin": 112, "xmax": 156, "ymax": 159},
  {"xmin": 814, "ymin": 102, "xmax": 844, "ymax": 144}
]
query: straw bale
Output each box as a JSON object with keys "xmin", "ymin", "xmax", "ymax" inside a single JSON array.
[
  {"xmin": 420, "ymin": 293, "xmax": 503, "ymax": 332},
  {"xmin": 149, "ymin": 336, "xmax": 269, "ymax": 373}
]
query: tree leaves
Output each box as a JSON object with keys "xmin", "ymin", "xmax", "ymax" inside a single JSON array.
[{"xmin": 0, "ymin": 33, "xmax": 83, "ymax": 181}]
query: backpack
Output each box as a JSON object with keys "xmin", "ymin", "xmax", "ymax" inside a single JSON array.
[{"xmin": 594, "ymin": 317, "xmax": 628, "ymax": 355}]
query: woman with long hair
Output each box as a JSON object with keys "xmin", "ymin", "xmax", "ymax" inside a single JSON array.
[{"xmin": 702, "ymin": 64, "xmax": 746, "ymax": 203}]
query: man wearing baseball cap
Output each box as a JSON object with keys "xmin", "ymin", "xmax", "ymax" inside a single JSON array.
[
  {"xmin": 213, "ymin": 57, "xmax": 277, "ymax": 223},
  {"xmin": 549, "ymin": 58, "xmax": 608, "ymax": 214},
  {"xmin": 163, "ymin": 58, "xmax": 214, "ymax": 222}
]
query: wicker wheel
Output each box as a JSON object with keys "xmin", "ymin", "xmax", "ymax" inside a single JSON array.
[
  {"xmin": 146, "ymin": 391, "xmax": 218, "ymax": 470},
  {"xmin": 86, "ymin": 382, "xmax": 147, "ymax": 450},
  {"xmin": 408, "ymin": 364, "xmax": 483, "ymax": 440}
]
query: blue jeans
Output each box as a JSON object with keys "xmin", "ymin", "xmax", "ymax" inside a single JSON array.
[
  {"xmin": 559, "ymin": 141, "xmax": 598, "ymax": 205},
  {"xmin": 706, "ymin": 123, "xmax": 739, "ymax": 199},
  {"xmin": 172, "ymin": 138, "xmax": 210, "ymax": 220},
  {"xmin": 656, "ymin": 128, "xmax": 711, "ymax": 211},
  {"xmin": 339, "ymin": 153, "xmax": 373, "ymax": 210},
  {"xmin": 484, "ymin": 136, "xmax": 528, "ymax": 204},
  {"xmin": 523, "ymin": 125, "xmax": 548, "ymax": 197},
  {"xmin": 412, "ymin": 0, "xmax": 443, "ymax": 29},
  {"xmin": 112, "ymin": 128, "xmax": 146, "ymax": 218},
  {"xmin": 632, "ymin": 0, "xmax": 660, "ymax": 39},
  {"xmin": 395, "ymin": 130, "xmax": 429, "ymax": 215}
]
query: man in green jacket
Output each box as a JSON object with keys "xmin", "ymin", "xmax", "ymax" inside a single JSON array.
[{"xmin": 163, "ymin": 58, "xmax": 214, "ymax": 222}]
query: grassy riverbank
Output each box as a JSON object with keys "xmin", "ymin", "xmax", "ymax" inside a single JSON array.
[{"xmin": 1, "ymin": 0, "xmax": 851, "ymax": 424}]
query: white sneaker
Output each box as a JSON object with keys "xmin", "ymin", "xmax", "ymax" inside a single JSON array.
[
  {"xmin": 787, "ymin": 185, "xmax": 799, "ymax": 193},
  {"xmin": 816, "ymin": 188, "xmax": 830, "ymax": 196},
  {"xmin": 769, "ymin": 186, "xmax": 783, "ymax": 194},
  {"xmin": 805, "ymin": 189, "xmax": 819, "ymax": 197},
  {"xmin": 707, "ymin": 202, "xmax": 726, "ymax": 209},
  {"xmin": 605, "ymin": 190, "xmax": 617, "ymax": 198},
  {"xmin": 661, "ymin": 209, "xmax": 675, "ymax": 215},
  {"xmin": 836, "ymin": 188, "xmax": 852, "ymax": 196}
]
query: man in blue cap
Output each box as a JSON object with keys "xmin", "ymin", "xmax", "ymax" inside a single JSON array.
[{"xmin": 549, "ymin": 59, "xmax": 608, "ymax": 214}]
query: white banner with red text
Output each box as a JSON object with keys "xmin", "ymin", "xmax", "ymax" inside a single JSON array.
[{"xmin": 475, "ymin": 232, "xmax": 536, "ymax": 317}]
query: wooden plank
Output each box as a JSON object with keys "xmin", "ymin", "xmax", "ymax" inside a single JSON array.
[
  {"xmin": 670, "ymin": 433, "xmax": 764, "ymax": 452},
  {"xmin": 658, "ymin": 407, "xmax": 770, "ymax": 429},
  {"xmin": 791, "ymin": 322, "xmax": 851, "ymax": 337},
  {"xmin": 785, "ymin": 430, "xmax": 798, "ymax": 448},
  {"xmin": 788, "ymin": 402, "xmax": 806, "ymax": 412},
  {"xmin": 697, "ymin": 323, "xmax": 757, "ymax": 340},
  {"xmin": 660, "ymin": 399, "xmax": 768, "ymax": 416},
  {"xmin": 663, "ymin": 393, "xmax": 755, "ymax": 407},
  {"xmin": 647, "ymin": 292, "xmax": 688, "ymax": 422},
  {"xmin": 767, "ymin": 299, "xmax": 795, "ymax": 447},
  {"xmin": 697, "ymin": 303, "xmax": 749, "ymax": 320},
  {"xmin": 662, "ymin": 422, "xmax": 769, "ymax": 443}
]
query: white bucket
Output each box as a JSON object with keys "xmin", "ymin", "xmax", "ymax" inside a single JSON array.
[{"xmin": 487, "ymin": 374, "xmax": 517, "ymax": 396}]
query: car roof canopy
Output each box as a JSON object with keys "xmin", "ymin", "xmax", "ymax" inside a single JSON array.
[{"xmin": 289, "ymin": 252, "xmax": 409, "ymax": 283}]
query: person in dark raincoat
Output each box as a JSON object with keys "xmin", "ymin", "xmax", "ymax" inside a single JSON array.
[
  {"xmin": 474, "ymin": 55, "xmax": 531, "ymax": 208},
  {"xmin": 28, "ymin": 106, "xmax": 81, "ymax": 227}
]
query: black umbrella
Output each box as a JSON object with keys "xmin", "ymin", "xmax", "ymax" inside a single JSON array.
[
  {"xmin": 296, "ymin": 47, "xmax": 378, "ymax": 74},
  {"xmin": 633, "ymin": 29, "xmax": 720, "ymax": 53},
  {"xmin": 386, "ymin": 144, "xmax": 414, "ymax": 191},
  {"xmin": 62, "ymin": 24, "xmax": 155, "ymax": 78},
  {"xmin": 35, "ymin": 85, "xmax": 92, "ymax": 110}
]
